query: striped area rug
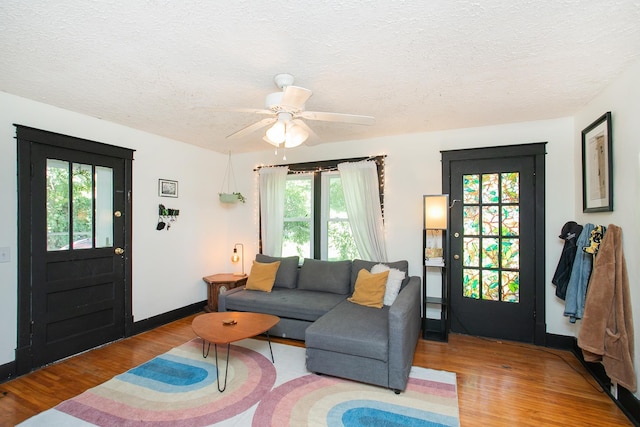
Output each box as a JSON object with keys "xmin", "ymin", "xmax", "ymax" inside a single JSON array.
[{"xmin": 19, "ymin": 339, "xmax": 459, "ymax": 426}]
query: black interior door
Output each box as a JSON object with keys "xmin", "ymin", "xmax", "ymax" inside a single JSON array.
[
  {"xmin": 443, "ymin": 144, "xmax": 546, "ymax": 344},
  {"xmin": 16, "ymin": 126, "xmax": 133, "ymax": 372}
]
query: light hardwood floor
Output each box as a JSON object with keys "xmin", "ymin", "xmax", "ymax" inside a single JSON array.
[{"xmin": 0, "ymin": 313, "xmax": 632, "ymax": 426}]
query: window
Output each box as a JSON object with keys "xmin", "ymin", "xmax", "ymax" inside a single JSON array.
[
  {"xmin": 263, "ymin": 156, "xmax": 385, "ymax": 261},
  {"xmin": 282, "ymin": 174, "xmax": 313, "ymax": 258},
  {"xmin": 321, "ymin": 172, "xmax": 359, "ymax": 260},
  {"xmin": 281, "ymin": 171, "xmax": 359, "ymax": 261}
]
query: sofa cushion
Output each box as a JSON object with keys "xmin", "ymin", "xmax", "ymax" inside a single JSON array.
[
  {"xmin": 255, "ymin": 254, "xmax": 299, "ymax": 289},
  {"xmin": 224, "ymin": 288, "xmax": 346, "ymax": 321},
  {"xmin": 298, "ymin": 259, "xmax": 352, "ymax": 295},
  {"xmin": 245, "ymin": 260, "xmax": 280, "ymax": 292},
  {"xmin": 306, "ymin": 300, "xmax": 389, "ymax": 361},
  {"xmin": 348, "ymin": 269, "xmax": 389, "ymax": 308},
  {"xmin": 351, "ymin": 259, "xmax": 409, "ymax": 292},
  {"xmin": 371, "ymin": 263, "xmax": 406, "ymax": 306}
]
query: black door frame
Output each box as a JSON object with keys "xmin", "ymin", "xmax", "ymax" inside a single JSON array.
[
  {"xmin": 15, "ymin": 125, "xmax": 134, "ymax": 375},
  {"xmin": 442, "ymin": 143, "xmax": 547, "ymax": 345}
]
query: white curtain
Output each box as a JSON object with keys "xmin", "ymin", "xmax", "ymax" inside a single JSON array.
[
  {"xmin": 338, "ymin": 160, "xmax": 388, "ymax": 262},
  {"xmin": 259, "ymin": 166, "xmax": 289, "ymax": 256}
]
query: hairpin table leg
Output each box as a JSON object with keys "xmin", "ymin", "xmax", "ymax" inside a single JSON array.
[
  {"xmin": 266, "ymin": 331, "xmax": 275, "ymax": 363},
  {"xmin": 214, "ymin": 343, "xmax": 231, "ymax": 392},
  {"xmin": 202, "ymin": 340, "xmax": 211, "ymax": 358}
]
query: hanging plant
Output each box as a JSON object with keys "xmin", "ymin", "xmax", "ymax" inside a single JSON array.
[
  {"xmin": 219, "ymin": 152, "xmax": 246, "ymax": 204},
  {"xmin": 219, "ymin": 192, "xmax": 246, "ymax": 204}
]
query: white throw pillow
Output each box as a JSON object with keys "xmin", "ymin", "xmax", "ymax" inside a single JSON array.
[{"xmin": 371, "ymin": 263, "xmax": 406, "ymax": 306}]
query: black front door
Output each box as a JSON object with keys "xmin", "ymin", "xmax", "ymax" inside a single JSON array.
[
  {"xmin": 16, "ymin": 126, "xmax": 133, "ymax": 372},
  {"xmin": 443, "ymin": 144, "xmax": 546, "ymax": 344}
]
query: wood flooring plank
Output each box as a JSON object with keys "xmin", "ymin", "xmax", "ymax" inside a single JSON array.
[{"xmin": 0, "ymin": 314, "xmax": 632, "ymax": 426}]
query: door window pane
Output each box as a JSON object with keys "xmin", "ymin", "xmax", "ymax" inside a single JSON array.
[
  {"xmin": 501, "ymin": 238, "xmax": 520, "ymax": 269},
  {"xmin": 463, "ymin": 174, "xmax": 479, "ymax": 203},
  {"xmin": 463, "ymin": 268, "xmax": 479, "ymax": 299},
  {"xmin": 463, "ymin": 237, "xmax": 480, "ymax": 266},
  {"xmin": 481, "ymin": 205, "xmax": 499, "ymax": 235},
  {"xmin": 482, "ymin": 270, "xmax": 500, "ymax": 301},
  {"xmin": 501, "ymin": 172, "xmax": 519, "ymax": 203},
  {"xmin": 72, "ymin": 163, "xmax": 93, "ymax": 249},
  {"xmin": 95, "ymin": 166, "xmax": 113, "ymax": 248},
  {"xmin": 47, "ymin": 159, "xmax": 70, "ymax": 251},
  {"xmin": 463, "ymin": 206, "xmax": 479, "ymax": 235},
  {"xmin": 501, "ymin": 206, "xmax": 519, "ymax": 236},
  {"xmin": 481, "ymin": 238, "xmax": 499, "ymax": 268},
  {"xmin": 502, "ymin": 271, "xmax": 520, "ymax": 303},
  {"xmin": 481, "ymin": 173, "xmax": 499, "ymax": 203},
  {"xmin": 462, "ymin": 171, "xmax": 520, "ymax": 303}
]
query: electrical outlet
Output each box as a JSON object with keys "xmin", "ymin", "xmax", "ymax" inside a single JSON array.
[{"xmin": 0, "ymin": 247, "xmax": 10, "ymax": 263}]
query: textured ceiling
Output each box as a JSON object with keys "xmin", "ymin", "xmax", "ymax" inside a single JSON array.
[{"xmin": 2, "ymin": 1, "xmax": 640, "ymax": 154}]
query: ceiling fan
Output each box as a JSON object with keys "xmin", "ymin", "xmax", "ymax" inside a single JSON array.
[{"xmin": 224, "ymin": 73, "xmax": 375, "ymax": 148}]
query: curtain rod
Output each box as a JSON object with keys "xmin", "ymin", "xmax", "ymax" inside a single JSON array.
[{"xmin": 253, "ymin": 154, "xmax": 386, "ymax": 172}]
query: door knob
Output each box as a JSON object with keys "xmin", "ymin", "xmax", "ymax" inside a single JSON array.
[
  {"xmin": 453, "ymin": 254, "xmax": 460, "ymax": 260},
  {"xmin": 114, "ymin": 211, "xmax": 122, "ymax": 217},
  {"xmin": 114, "ymin": 247, "xmax": 124, "ymax": 255}
]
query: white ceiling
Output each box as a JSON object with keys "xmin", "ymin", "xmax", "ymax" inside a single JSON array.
[{"xmin": 2, "ymin": 1, "xmax": 640, "ymax": 154}]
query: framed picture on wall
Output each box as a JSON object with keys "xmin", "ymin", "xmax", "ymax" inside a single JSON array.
[
  {"xmin": 581, "ymin": 112, "xmax": 613, "ymax": 212},
  {"xmin": 159, "ymin": 179, "xmax": 178, "ymax": 198}
]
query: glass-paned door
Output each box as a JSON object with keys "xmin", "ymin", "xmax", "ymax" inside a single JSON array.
[
  {"xmin": 26, "ymin": 138, "xmax": 129, "ymax": 369},
  {"xmin": 448, "ymin": 154, "xmax": 538, "ymax": 343}
]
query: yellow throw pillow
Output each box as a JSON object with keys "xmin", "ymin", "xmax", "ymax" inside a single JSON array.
[
  {"xmin": 245, "ymin": 260, "xmax": 281, "ymax": 292},
  {"xmin": 348, "ymin": 268, "xmax": 389, "ymax": 308}
]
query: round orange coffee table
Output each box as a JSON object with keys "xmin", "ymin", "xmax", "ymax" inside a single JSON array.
[{"xmin": 192, "ymin": 312, "xmax": 280, "ymax": 392}]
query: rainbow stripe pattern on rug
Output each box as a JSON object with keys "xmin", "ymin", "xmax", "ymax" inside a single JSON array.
[
  {"xmin": 19, "ymin": 339, "xmax": 459, "ymax": 426},
  {"xmin": 253, "ymin": 372, "xmax": 459, "ymax": 426},
  {"xmin": 56, "ymin": 340, "xmax": 276, "ymax": 426}
]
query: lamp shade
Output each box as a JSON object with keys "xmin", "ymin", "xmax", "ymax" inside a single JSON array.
[
  {"xmin": 284, "ymin": 122, "xmax": 308, "ymax": 148},
  {"xmin": 265, "ymin": 121, "xmax": 286, "ymax": 144},
  {"xmin": 424, "ymin": 195, "xmax": 448, "ymax": 230}
]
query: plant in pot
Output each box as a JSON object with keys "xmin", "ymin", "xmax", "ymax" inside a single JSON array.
[
  {"xmin": 219, "ymin": 153, "xmax": 246, "ymax": 204},
  {"xmin": 219, "ymin": 192, "xmax": 246, "ymax": 203}
]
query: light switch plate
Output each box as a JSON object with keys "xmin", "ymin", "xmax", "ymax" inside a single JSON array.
[{"xmin": 0, "ymin": 247, "xmax": 10, "ymax": 263}]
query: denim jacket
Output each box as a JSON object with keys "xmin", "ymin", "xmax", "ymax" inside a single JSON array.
[{"xmin": 563, "ymin": 223, "xmax": 595, "ymax": 323}]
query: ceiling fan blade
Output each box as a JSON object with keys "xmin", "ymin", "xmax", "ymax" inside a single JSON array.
[
  {"xmin": 226, "ymin": 117, "xmax": 276, "ymax": 139},
  {"xmin": 299, "ymin": 111, "xmax": 375, "ymax": 125},
  {"xmin": 281, "ymin": 86, "xmax": 312, "ymax": 110},
  {"xmin": 291, "ymin": 119, "xmax": 321, "ymax": 146},
  {"xmin": 205, "ymin": 107, "xmax": 273, "ymax": 115}
]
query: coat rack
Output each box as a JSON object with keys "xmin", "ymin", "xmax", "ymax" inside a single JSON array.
[{"xmin": 156, "ymin": 204, "xmax": 179, "ymax": 230}]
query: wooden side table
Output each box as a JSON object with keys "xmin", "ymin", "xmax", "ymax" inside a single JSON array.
[{"xmin": 202, "ymin": 273, "xmax": 248, "ymax": 312}]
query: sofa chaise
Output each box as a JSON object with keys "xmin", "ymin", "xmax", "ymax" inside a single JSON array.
[{"xmin": 218, "ymin": 255, "xmax": 421, "ymax": 392}]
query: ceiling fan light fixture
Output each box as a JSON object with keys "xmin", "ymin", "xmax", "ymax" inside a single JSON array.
[
  {"xmin": 284, "ymin": 123, "xmax": 308, "ymax": 148},
  {"xmin": 265, "ymin": 120, "xmax": 286, "ymax": 144}
]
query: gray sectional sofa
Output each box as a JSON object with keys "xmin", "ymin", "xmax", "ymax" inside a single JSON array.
[{"xmin": 218, "ymin": 255, "xmax": 421, "ymax": 392}]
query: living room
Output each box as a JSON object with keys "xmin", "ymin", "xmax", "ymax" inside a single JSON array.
[{"xmin": 1, "ymin": 2, "xmax": 639, "ymax": 425}]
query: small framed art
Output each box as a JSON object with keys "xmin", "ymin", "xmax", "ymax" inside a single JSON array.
[
  {"xmin": 581, "ymin": 112, "xmax": 612, "ymax": 212},
  {"xmin": 159, "ymin": 179, "xmax": 178, "ymax": 198}
]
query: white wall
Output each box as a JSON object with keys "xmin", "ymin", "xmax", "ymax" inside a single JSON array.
[
  {"xmin": 573, "ymin": 58, "xmax": 640, "ymax": 398},
  {"xmin": 0, "ymin": 92, "xmax": 230, "ymax": 365},
  {"xmin": 1, "ymin": 57, "xmax": 637, "ymax": 396}
]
